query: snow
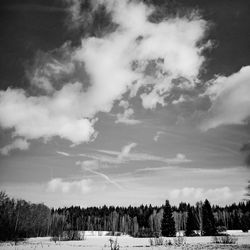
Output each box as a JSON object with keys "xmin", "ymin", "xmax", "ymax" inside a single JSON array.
[{"xmin": 0, "ymin": 231, "xmax": 249, "ymax": 250}]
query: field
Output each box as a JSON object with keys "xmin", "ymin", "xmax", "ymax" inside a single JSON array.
[{"xmin": 0, "ymin": 231, "xmax": 250, "ymax": 250}]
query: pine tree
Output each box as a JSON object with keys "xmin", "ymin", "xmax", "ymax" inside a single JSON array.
[
  {"xmin": 241, "ymin": 215, "xmax": 248, "ymax": 233},
  {"xmin": 185, "ymin": 207, "xmax": 198, "ymax": 236},
  {"xmin": 202, "ymin": 199, "xmax": 217, "ymax": 236},
  {"xmin": 161, "ymin": 200, "xmax": 176, "ymax": 237}
]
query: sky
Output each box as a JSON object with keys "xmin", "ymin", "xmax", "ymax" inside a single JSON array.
[{"xmin": 0, "ymin": 0, "xmax": 250, "ymax": 208}]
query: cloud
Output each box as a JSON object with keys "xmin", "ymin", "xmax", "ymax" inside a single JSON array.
[
  {"xmin": 64, "ymin": 0, "xmax": 114, "ymax": 33},
  {"xmin": 28, "ymin": 47, "xmax": 76, "ymax": 94},
  {"xmin": 71, "ymin": 0, "xmax": 208, "ymax": 112},
  {"xmin": 0, "ymin": 84, "xmax": 97, "ymax": 145},
  {"xmin": 47, "ymin": 178, "xmax": 92, "ymax": 194},
  {"xmin": 0, "ymin": 0, "xmax": 208, "ymax": 148},
  {"xmin": 153, "ymin": 131, "xmax": 164, "ymax": 142},
  {"xmin": 65, "ymin": 0, "xmax": 83, "ymax": 29},
  {"xmin": 115, "ymin": 100, "xmax": 141, "ymax": 125},
  {"xmin": 118, "ymin": 142, "xmax": 137, "ymax": 159},
  {"xmin": 120, "ymin": 151, "xmax": 190, "ymax": 164},
  {"xmin": 169, "ymin": 186, "xmax": 233, "ymax": 204},
  {"xmin": 57, "ymin": 151, "xmax": 71, "ymax": 157},
  {"xmin": 55, "ymin": 141, "xmax": 191, "ymax": 168},
  {"xmin": 78, "ymin": 160, "xmax": 124, "ymax": 190},
  {"xmin": 85, "ymin": 168, "xmax": 123, "ymax": 190},
  {"xmin": 78, "ymin": 142, "xmax": 138, "ymax": 166},
  {"xmin": 74, "ymin": 0, "xmax": 207, "ymax": 110},
  {"xmin": 90, "ymin": 145, "xmax": 191, "ymax": 165},
  {"xmin": 135, "ymin": 166, "xmax": 175, "ymax": 173},
  {"xmin": 0, "ymin": 138, "xmax": 30, "ymax": 155},
  {"xmin": 201, "ymin": 66, "xmax": 250, "ymax": 130},
  {"xmin": 176, "ymin": 153, "xmax": 187, "ymax": 161},
  {"xmin": 115, "ymin": 108, "xmax": 141, "ymax": 125},
  {"xmin": 79, "ymin": 153, "xmax": 123, "ymax": 165},
  {"xmin": 81, "ymin": 151, "xmax": 191, "ymax": 166}
]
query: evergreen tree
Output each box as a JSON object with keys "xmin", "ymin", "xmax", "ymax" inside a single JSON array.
[
  {"xmin": 202, "ymin": 199, "xmax": 217, "ymax": 236},
  {"xmin": 161, "ymin": 200, "xmax": 176, "ymax": 237},
  {"xmin": 241, "ymin": 215, "xmax": 249, "ymax": 233},
  {"xmin": 185, "ymin": 207, "xmax": 198, "ymax": 236}
]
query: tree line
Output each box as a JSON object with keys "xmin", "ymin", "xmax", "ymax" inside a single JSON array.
[
  {"xmin": 0, "ymin": 191, "xmax": 50, "ymax": 241},
  {"xmin": 0, "ymin": 191, "xmax": 249, "ymax": 241}
]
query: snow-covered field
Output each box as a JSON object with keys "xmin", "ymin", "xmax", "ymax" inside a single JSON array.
[{"xmin": 0, "ymin": 231, "xmax": 250, "ymax": 250}]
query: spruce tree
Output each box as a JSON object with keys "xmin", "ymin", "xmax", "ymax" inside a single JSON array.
[
  {"xmin": 185, "ymin": 207, "xmax": 198, "ymax": 236},
  {"xmin": 202, "ymin": 199, "xmax": 217, "ymax": 236},
  {"xmin": 161, "ymin": 200, "xmax": 176, "ymax": 237}
]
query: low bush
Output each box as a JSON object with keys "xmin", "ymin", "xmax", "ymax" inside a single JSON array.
[
  {"xmin": 173, "ymin": 236, "xmax": 186, "ymax": 246},
  {"xmin": 109, "ymin": 238, "xmax": 119, "ymax": 250},
  {"xmin": 241, "ymin": 220, "xmax": 249, "ymax": 233},
  {"xmin": 186, "ymin": 231, "xmax": 200, "ymax": 237},
  {"xmin": 13, "ymin": 237, "xmax": 25, "ymax": 245},
  {"xmin": 134, "ymin": 228, "xmax": 155, "ymax": 237},
  {"xmin": 165, "ymin": 239, "xmax": 173, "ymax": 246},
  {"xmin": 148, "ymin": 237, "xmax": 164, "ymax": 246},
  {"xmin": 106, "ymin": 231, "xmax": 115, "ymax": 236},
  {"xmin": 114, "ymin": 232, "xmax": 122, "ymax": 236},
  {"xmin": 216, "ymin": 226, "xmax": 227, "ymax": 233},
  {"xmin": 51, "ymin": 236, "xmax": 59, "ymax": 243},
  {"xmin": 63, "ymin": 230, "xmax": 83, "ymax": 241},
  {"xmin": 212, "ymin": 235, "xmax": 238, "ymax": 244},
  {"xmin": 51, "ymin": 230, "xmax": 84, "ymax": 242}
]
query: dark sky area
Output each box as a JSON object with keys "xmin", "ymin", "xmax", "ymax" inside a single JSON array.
[{"xmin": 0, "ymin": 0, "xmax": 250, "ymax": 89}]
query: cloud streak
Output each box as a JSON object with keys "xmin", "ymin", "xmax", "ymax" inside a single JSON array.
[
  {"xmin": 84, "ymin": 167, "xmax": 124, "ymax": 190},
  {"xmin": 85, "ymin": 143, "xmax": 191, "ymax": 166},
  {"xmin": 57, "ymin": 151, "xmax": 71, "ymax": 157}
]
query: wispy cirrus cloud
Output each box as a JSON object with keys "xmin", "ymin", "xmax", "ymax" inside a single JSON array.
[
  {"xmin": 77, "ymin": 142, "xmax": 138, "ymax": 165},
  {"xmin": 57, "ymin": 141, "xmax": 191, "ymax": 168},
  {"xmin": 85, "ymin": 143, "xmax": 191, "ymax": 166},
  {"xmin": 76, "ymin": 160, "xmax": 124, "ymax": 190},
  {"xmin": 56, "ymin": 151, "xmax": 71, "ymax": 157},
  {"xmin": 84, "ymin": 167, "xmax": 123, "ymax": 190}
]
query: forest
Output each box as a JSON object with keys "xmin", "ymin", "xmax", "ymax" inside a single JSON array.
[{"xmin": 0, "ymin": 191, "xmax": 249, "ymax": 241}]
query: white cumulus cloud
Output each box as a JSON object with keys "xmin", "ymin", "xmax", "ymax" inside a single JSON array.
[
  {"xmin": 0, "ymin": 138, "xmax": 30, "ymax": 155},
  {"xmin": 169, "ymin": 186, "xmax": 233, "ymax": 204},
  {"xmin": 47, "ymin": 178, "xmax": 92, "ymax": 194},
  {"xmin": 115, "ymin": 100, "xmax": 141, "ymax": 125},
  {"xmin": 0, "ymin": 0, "xmax": 208, "ymax": 148},
  {"xmin": 201, "ymin": 66, "xmax": 250, "ymax": 130},
  {"xmin": 0, "ymin": 83, "xmax": 97, "ymax": 145}
]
